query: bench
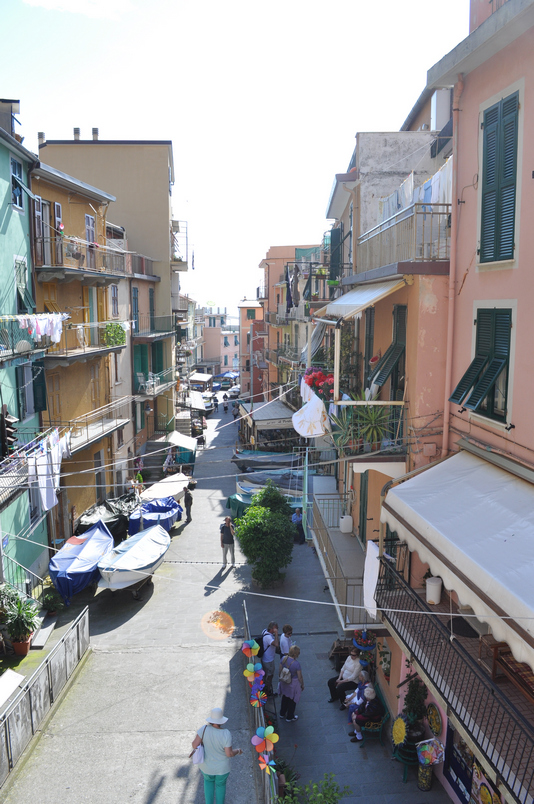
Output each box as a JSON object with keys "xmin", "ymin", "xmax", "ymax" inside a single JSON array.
[
  {"xmin": 357, "ymin": 682, "xmax": 390, "ymax": 748},
  {"xmin": 491, "ymin": 643, "xmax": 534, "ymax": 707}
]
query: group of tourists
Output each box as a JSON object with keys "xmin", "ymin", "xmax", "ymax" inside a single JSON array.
[{"xmin": 327, "ymin": 649, "xmax": 384, "ymax": 742}]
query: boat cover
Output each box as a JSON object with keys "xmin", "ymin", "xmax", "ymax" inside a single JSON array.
[
  {"xmin": 237, "ymin": 471, "xmax": 303, "ymax": 492},
  {"xmin": 97, "ymin": 524, "xmax": 170, "ymax": 590},
  {"xmin": 140, "ymin": 473, "xmax": 191, "ymax": 501},
  {"xmin": 231, "ymin": 450, "xmax": 302, "ymax": 472},
  {"xmin": 128, "ymin": 496, "xmax": 183, "ymax": 535},
  {"xmin": 76, "ymin": 491, "xmax": 139, "ymax": 543},
  {"xmin": 49, "ymin": 521, "xmax": 114, "ymax": 605}
]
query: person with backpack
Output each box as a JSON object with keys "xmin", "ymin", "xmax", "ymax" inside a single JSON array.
[
  {"xmin": 279, "ymin": 645, "xmax": 304, "ymax": 722},
  {"xmin": 259, "ymin": 621, "xmax": 279, "ymax": 697}
]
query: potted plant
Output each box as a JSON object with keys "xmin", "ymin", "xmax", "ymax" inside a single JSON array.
[
  {"xmin": 6, "ymin": 596, "xmax": 40, "ymax": 656},
  {"xmin": 402, "ymin": 674, "xmax": 428, "ymax": 742},
  {"xmin": 101, "ymin": 322, "xmax": 126, "ymax": 347},
  {"xmin": 41, "ymin": 589, "xmax": 65, "ymax": 617},
  {"xmin": 0, "ymin": 583, "xmax": 19, "ymax": 623},
  {"xmin": 357, "ymin": 403, "xmax": 388, "ymax": 451}
]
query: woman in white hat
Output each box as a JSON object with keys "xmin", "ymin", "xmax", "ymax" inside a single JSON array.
[{"xmin": 191, "ymin": 707, "xmax": 243, "ymax": 803}]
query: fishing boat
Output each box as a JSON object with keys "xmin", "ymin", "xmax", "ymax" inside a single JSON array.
[
  {"xmin": 231, "ymin": 450, "xmax": 302, "ymax": 473},
  {"xmin": 97, "ymin": 524, "xmax": 170, "ymax": 591},
  {"xmin": 236, "ymin": 470, "xmax": 303, "ymax": 497}
]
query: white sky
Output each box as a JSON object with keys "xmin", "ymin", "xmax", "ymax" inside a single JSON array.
[{"xmin": 3, "ymin": 0, "xmax": 469, "ymax": 314}]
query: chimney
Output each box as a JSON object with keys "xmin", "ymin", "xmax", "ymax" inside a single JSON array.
[
  {"xmin": 92, "ymin": 127, "xmax": 99, "ymax": 141},
  {"xmin": 38, "ymin": 132, "xmax": 46, "ymax": 146},
  {"xmin": 73, "ymin": 127, "xmax": 80, "ymax": 140}
]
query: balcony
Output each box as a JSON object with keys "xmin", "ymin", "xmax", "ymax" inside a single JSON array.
[
  {"xmin": 67, "ymin": 397, "xmax": 131, "ymax": 454},
  {"xmin": 132, "ymin": 314, "xmax": 176, "ymax": 340},
  {"xmin": 356, "ymin": 203, "xmax": 451, "ymax": 275},
  {"xmin": 135, "ymin": 367, "xmax": 175, "ymax": 396},
  {"xmin": 131, "ymin": 254, "xmax": 154, "ymax": 276},
  {"xmin": 266, "ymin": 348, "xmax": 278, "ymax": 365},
  {"xmin": 277, "ymin": 344, "xmax": 301, "ymax": 364},
  {"xmin": 256, "ymin": 285, "xmax": 267, "ymax": 300},
  {"xmin": 35, "ymin": 237, "xmax": 129, "ymax": 282},
  {"xmin": 376, "ymin": 554, "xmax": 534, "ymax": 804},
  {"xmin": 0, "ymin": 320, "xmax": 47, "ymax": 367},
  {"xmin": 330, "ymin": 402, "xmax": 408, "ymax": 457},
  {"xmin": 277, "ymin": 303, "xmax": 288, "ymax": 324},
  {"xmin": 43, "ymin": 320, "xmax": 128, "ymax": 366}
]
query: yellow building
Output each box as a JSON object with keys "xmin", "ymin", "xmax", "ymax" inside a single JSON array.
[{"xmin": 31, "ymin": 163, "xmax": 131, "ymax": 539}]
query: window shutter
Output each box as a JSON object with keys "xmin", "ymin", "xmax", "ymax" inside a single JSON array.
[
  {"xmin": 498, "ymin": 93, "xmax": 518, "ymax": 260},
  {"xmin": 449, "ymin": 356, "xmax": 488, "ymax": 404},
  {"xmin": 475, "ymin": 309, "xmax": 494, "ymax": 355},
  {"xmin": 33, "ymin": 361, "xmax": 47, "ymax": 412},
  {"xmin": 465, "ymin": 358, "xmax": 507, "ymax": 411},
  {"xmin": 393, "ymin": 305, "xmax": 407, "ymax": 344},
  {"xmin": 329, "ymin": 227, "xmax": 342, "ymax": 281},
  {"xmin": 16, "ymin": 366, "xmax": 26, "ymax": 420},
  {"xmin": 370, "ymin": 343, "xmax": 404, "ymax": 387},
  {"xmin": 364, "ymin": 307, "xmax": 375, "ymax": 382},
  {"xmin": 494, "ymin": 308, "xmax": 511, "ymax": 357},
  {"xmin": 480, "ymin": 104, "xmax": 499, "ymax": 262}
]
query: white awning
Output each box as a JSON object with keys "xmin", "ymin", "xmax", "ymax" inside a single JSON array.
[
  {"xmin": 166, "ymin": 431, "xmax": 197, "ymax": 452},
  {"xmin": 316, "ymin": 279, "xmax": 405, "ymax": 320},
  {"xmin": 140, "ymin": 473, "xmax": 191, "ymax": 501},
  {"xmin": 381, "ymin": 450, "xmax": 534, "ymax": 671},
  {"xmin": 189, "ymin": 391, "xmax": 205, "ymax": 411},
  {"xmin": 189, "ymin": 372, "xmax": 212, "ymax": 382}
]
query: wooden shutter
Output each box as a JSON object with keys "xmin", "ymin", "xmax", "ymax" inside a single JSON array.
[
  {"xmin": 480, "ymin": 104, "xmax": 499, "ymax": 262},
  {"xmin": 393, "ymin": 305, "xmax": 407, "ymax": 345},
  {"xmin": 371, "ymin": 343, "xmax": 405, "ymax": 387},
  {"xmin": 463, "ymin": 308, "xmax": 511, "ymax": 412},
  {"xmin": 34, "ymin": 196, "xmax": 43, "ymax": 265},
  {"xmin": 498, "ymin": 94, "xmax": 518, "ymax": 260},
  {"xmin": 364, "ymin": 307, "xmax": 375, "ymax": 382},
  {"xmin": 54, "ymin": 202, "xmax": 63, "ymax": 265},
  {"xmin": 449, "ymin": 356, "xmax": 488, "ymax": 405},
  {"xmin": 16, "ymin": 366, "xmax": 26, "ymax": 421}
]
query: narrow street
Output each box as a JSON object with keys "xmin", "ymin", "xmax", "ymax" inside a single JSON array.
[{"xmin": 1, "ymin": 402, "xmax": 451, "ymax": 803}]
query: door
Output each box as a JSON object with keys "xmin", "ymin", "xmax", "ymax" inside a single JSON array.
[
  {"xmin": 47, "ymin": 373, "xmax": 61, "ymax": 424},
  {"xmin": 42, "ymin": 202, "xmax": 52, "ymax": 265},
  {"xmin": 54, "ymin": 202, "xmax": 63, "ymax": 265},
  {"xmin": 85, "ymin": 214, "xmax": 96, "ymax": 269}
]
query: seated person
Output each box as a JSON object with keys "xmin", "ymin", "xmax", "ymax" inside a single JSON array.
[
  {"xmin": 343, "ymin": 670, "xmax": 371, "ymax": 716},
  {"xmin": 349, "ymin": 687, "xmax": 385, "ymax": 742},
  {"xmin": 327, "ymin": 649, "xmax": 362, "ymax": 704}
]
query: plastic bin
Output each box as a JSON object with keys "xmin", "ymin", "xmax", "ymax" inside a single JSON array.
[
  {"xmin": 426, "ymin": 577, "xmax": 442, "ymax": 605},
  {"xmin": 339, "ymin": 515, "xmax": 353, "ymax": 533}
]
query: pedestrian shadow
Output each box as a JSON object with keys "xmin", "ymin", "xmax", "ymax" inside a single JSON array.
[{"xmin": 204, "ymin": 566, "xmax": 232, "ymax": 596}]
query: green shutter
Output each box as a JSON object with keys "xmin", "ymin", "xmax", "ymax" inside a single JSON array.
[
  {"xmin": 329, "ymin": 227, "xmax": 342, "ymax": 281},
  {"xmin": 33, "ymin": 361, "xmax": 47, "ymax": 412},
  {"xmin": 494, "ymin": 308, "xmax": 512, "ymax": 357},
  {"xmin": 475, "ymin": 309, "xmax": 494, "ymax": 355},
  {"xmin": 393, "ymin": 305, "xmax": 407, "ymax": 344},
  {"xmin": 449, "ymin": 356, "xmax": 488, "ymax": 404},
  {"xmin": 465, "ymin": 358, "xmax": 507, "ymax": 411},
  {"xmin": 370, "ymin": 343, "xmax": 404, "ymax": 386},
  {"xmin": 16, "ymin": 366, "xmax": 25, "ymax": 420},
  {"xmin": 480, "ymin": 93, "xmax": 518, "ymax": 263},
  {"xmin": 151, "ymin": 341, "xmax": 164, "ymax": 374},
  {"xmin": 364, "ymin": 307, "xmax": 375, "ymax": 383}
]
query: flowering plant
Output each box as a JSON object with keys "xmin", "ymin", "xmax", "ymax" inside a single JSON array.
[
  {"xmin": 58, "ymin": 223, "xmax": 65, "ymax": 236},
  {"xmin": 353, "ymin": 629, "xmax": 376, "ymax": 647},
  {"xmin": 303, "ymin": 367, "xmax": 334, "ymax": 402}
]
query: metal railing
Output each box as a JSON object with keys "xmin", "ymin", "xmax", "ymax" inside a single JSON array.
[
  {"xmin": 1, "ymin": 556, "xmax": 44, "ymax": 600},
  {"xmin": 0, "ymin": 607, "xmax": 90, "ymax": 789},
  {"xmin": 43, "ymin": 320, "xmax": 128, "ymax": 356},
  {"xmin": 0, "ymin": 320, "xmax": 43, "ymax": 363},
  {"xmin": 135, "ymin": 367, "xmax": 175, "ymax": 394},
  {"xmin": 0, "ymin": 432, "xmax": 53, "ymax": 508},
  {"xmin": 132, "ymin": 314, "xmax": 175, "ymax": 337},
  {"xmin": 331, "ymin": 403, "xmax": 407, "ymax": 455},
  {"xmin": 357, "ymin": 203, "xmax": 451, "ymax": 273},
  {"xmin": 257, "ymin": 285, "xmax": 267, "ymax": 300},
  {"xmin": 277, "ymin": 344, "xmax": 301, "ymax": 363},
  {"xmin": 131, "ymin": 254, "xmax": 154, "ymax": 276},
  {"xmin": 35, "ymin": 236, "xmax": 129, "ymax": 275},
  {"xmin": 63, "ymin": 397, "xmax": 131, "ymax": 454},
  {"xmin": 376, "ymin": 556, "xmax": 534, "ymax": 804},
  {"xmin": 313, "ymin": 495, "xmax": 365, "ymax": 628},
  {"xmin": 242, "ymin": 600, "xmax": 278, "ymax": 804}
]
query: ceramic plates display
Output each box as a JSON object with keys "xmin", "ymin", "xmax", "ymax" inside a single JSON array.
[{"xmin": 427, "ymin": 702, "xmax": 442, "ymax": 736}]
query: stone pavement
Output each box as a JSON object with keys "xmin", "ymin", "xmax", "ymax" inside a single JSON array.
[{"xmin": 1, "ymin": 400, "xmax": 452, "ymax": 804}]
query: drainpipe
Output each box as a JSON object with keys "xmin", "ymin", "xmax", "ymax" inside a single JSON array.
[{"xmin": 442, "ymin": 74, "xmax": 464, "ymax": 457}]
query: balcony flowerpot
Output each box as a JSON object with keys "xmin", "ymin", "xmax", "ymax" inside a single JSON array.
[
  {"xmin": 12, "ymin": 635, "xmax": 33, "ymax": 656},
  {"xmin": 326, "ymin": 280, "xmax": 340, "ymax": 287}
]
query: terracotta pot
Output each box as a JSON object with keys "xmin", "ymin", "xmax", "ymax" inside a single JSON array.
[{"xmin": 12, "ymin": 634, "xmax": 32, "ymax": 656}]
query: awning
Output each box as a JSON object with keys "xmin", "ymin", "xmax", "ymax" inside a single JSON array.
[
  {"xmin": 166, "ymin": 430, "xmax": 198, "ymax": 452},
  {"xmin": 140, "ymin": 473, "xmax": 191, "ymax": 501},
  {"xmin": 300, "ymin": 320, "xmax": 327, "ymax": 363},
  {"xmin": 239, "ymin": 401, "xmax": 295, "ymax": 430},
  {"xmin": 189, "ymin": 391, "xmax": 205, "ymax": 411},
  {"xmin": 14, "ymin": 176, "xmax": 37, "ymax": 201},
  {"xmin": 381, "ymin": 450, "xmax": 534, "ymax": 671},
  {"xmin": 189, "ymin": 372, "xmax": 212, "ymax": 382},
  {"xmin": 316, "ymin": 279, "xmax": 405, "ymax": 320}
]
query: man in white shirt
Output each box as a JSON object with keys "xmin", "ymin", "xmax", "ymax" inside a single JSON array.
[{"xmin": 261, "ymin": 621, "xmax": 279, "ymax": 696}]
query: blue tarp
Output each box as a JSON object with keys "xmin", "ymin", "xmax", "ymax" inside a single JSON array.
[
  {"xmin": 128, "ymin": 496, "xmax": 183, "ymax": 536},
  {"xmin": 49, "ymin": 521, "xmax": 114, "ymax": 605}
]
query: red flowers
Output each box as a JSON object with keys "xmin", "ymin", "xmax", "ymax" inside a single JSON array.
[{"xmin": 304, "ymin": 369, "xmax": 334, "ymax": 402}]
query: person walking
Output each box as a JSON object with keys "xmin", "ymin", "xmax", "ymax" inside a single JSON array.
[
  {"xmin": 220, "ymin": 516, "xmax": 235, "ymax": 568},
  {"xmin": 291, "ymin": 508, "xmax": 305, "ymax": 544},
  {"xmin": 184, "ymin": 487, "xmax": 193, "ymax": 522},
  {"xmin": 191, "ymin": 707, "xmax": 243, "ymax": 804},
  {"xmin": 232, "ymin": 406, "xmax": 239, "ymax": 423},
  {"xmin": 223, "ymin": 400, "xmax": 228, "ymax": 414},
  {"xmin": 214, "ymin": 397, "xmax": 219, "ymax": 412},
  {"xmin": 279, "ymin": 645, "xmax": 304, "ymax": 722}
]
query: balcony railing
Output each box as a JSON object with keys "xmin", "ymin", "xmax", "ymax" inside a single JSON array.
[
  {"xmin": 376, "ymin": 556, "xmax": 534, "ymax": 804},
  {"xmin": 35, "ymin": 237, "xmax": 129, "ymax": 275},
  {"xmin": 135, "ymin": 367, "xmax": 175, "ymax": 395},
  {"xmin": 257, "ymin": 284, "xmax": 267, "ymax": 300},
  {"xmin": 0, "ymin": 431, "xmax": 53, "ymax": 509},
  {"xmin": 330, "ymin": 403, "xmax": 407, "ymax": 455},
  {"xmin": 0, "ymin": 320, "xmax": 45, "ymax": 364},
  {"xmin": 131, "ymin": 254, "xmax": 154, "ymax": 276},
  {"xmin": 277, "ymin": 344, "xmax": 301, "ymax": 363},
  {"xmin": 132, "ymin": 314, "xmax": 175, "ymax": 337},
  {"xmin": 43, "ymin": 320, "xmax": 128, "ymax": 358},
  {"xmin": 65, "ymin": 397, "xmax": 131, "ymax": 454},
  {"xmin": 357, "ymin": 203, "xmax": 451, "ymax": 274}
]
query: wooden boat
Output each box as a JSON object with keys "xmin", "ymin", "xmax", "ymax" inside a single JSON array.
[{"xmin": 97, "ymin": 524, "xmax": 170, "ymax": 591}]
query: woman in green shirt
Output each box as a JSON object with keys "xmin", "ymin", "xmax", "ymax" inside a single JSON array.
[{"xmin": 192, "ymin": 708, "xmax": 243, "ymax": 804}]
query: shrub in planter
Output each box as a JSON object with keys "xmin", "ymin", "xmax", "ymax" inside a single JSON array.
[
  {"xmin": 42, "ymin": 590, "xmax": 65, "ymax": 614},
  {"xmin": 6, "ymin": 596, "xmax": 40, "ymax": 652},
  {"xmin": 284, "ymin": 772, "xmax": 351, "ymax": 804},
  {"xmin": 101, "ymin": 322, "xmax": 126, "ymax": 347}
]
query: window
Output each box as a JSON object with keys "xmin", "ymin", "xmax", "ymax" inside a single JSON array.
[
  {"xmin": 85, "ymin": 214, "xmax": 96, "ymax": 268},
  {"xmin": 94, "ymin": 451, "xmax": 106, "ymax": 504},
  {"xmin": 234, "ymin": 335, "xmax": 238, "ymax": 346},
  {"xmin": 14, "ymin": 257, "xmax": 34, "ymax": 313},
  {"xmin": 224, "ymin": 355, "xmax": 228, "ymax": 366},
  {"xmin": 246, "ymin": 309, "xmax": 256, "ymax": 320},
  {"xmin": 114, "ymin": 353, "xmax": 121, "ymax": 383},
  {"xmin": 54, "ymin": 203, "xmax": 63, "ymax": 265},
  {"xmin": 16, "ymin": 363, "xmax": 35, "ymax": 420},
  {"xmin": 220, "ymin": 317, "xmax": 225, "ymax": 326},
  {"xmin": 11, "ymin": 158, "xmax": 23, "ymax": 209},
  {"xmin": 209, "ymin": 317, "xmax": 215, "ymax": 327},
  {"xmin": 245, "ymin": 359, "xmax": 250, "ymax": 372},
  {"xmin": 224, "ymin": 336, "xmax": 229, "ymax": 347},
  {"xmin": 480, "ymin": 92, "xmax": 518, "ymax": 263},
  {"xmin": 117, "ymin": 428, "xmax": 124, "ymax": 448},
  {"xmin": 234, "ymin": 352, "xmax": 237, "ymax": 359},
  {"xmin": 246, "ymin": 332, "xmax": 250, "ymax": 345},
  {"xmin": 449, "ymin": 308, "xmax": 511, "ymax": 420},
  {"xmin": 149, "ymin": 288, "xmax": 155, "ymax": 331},
  {"xmin": 110, "ymin": 285, "xmax": 119, "ymax": 317}
]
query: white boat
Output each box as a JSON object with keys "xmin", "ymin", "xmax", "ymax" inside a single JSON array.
[{"xmin": 97, "ymin": 524, "xmax": 170, "ymax": 591}]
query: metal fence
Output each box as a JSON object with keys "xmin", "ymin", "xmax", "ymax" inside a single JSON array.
[
  {"xmin": 0, "ymin": 320, "xmax": 42, "ymax": 364},
  {"xmin": 2, "ymin": 556, "xmax": 44, "ymax": 600},
  {"xmin": 357, "ymin": 203, "xmax": 451, "ymax": 273},
  {"xmin": 376, "ymin": 557, "xmax": 534, "ymax": 804},
  {"xmin": 242, "ymin": 600, "xmax": 278, "ymax": 803},
  {"xmin": 44, "ymin": 319, "xmax": 128, "ymax": 356},
  {"xmin": 133, "ymin": 314, "xmax": 175, "ymax": 337},
  {"xmin": 35, "ymin": 237, "xmax": 128, "ymax": 275},
  {"xmin": 312, "ymin": 496, "xmax": 364, "ymax": 629},
  {"xmin": 0, "ymin": 606, "xmax": 90, "ymax": 789}
]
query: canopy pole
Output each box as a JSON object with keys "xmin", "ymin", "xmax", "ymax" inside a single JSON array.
[
  {"xmin": 307, "ymin": 322, "xmax": 312, "ymax": 369},
  {"xmin": 333, "ymin": 318, "xmax": 342, "ymax": 402}
]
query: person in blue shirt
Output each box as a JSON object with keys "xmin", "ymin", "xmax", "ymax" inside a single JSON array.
[{"xmin": 291, "ymin": 508, "xmax": 305, "ymax": 545}]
